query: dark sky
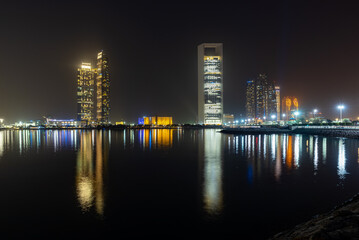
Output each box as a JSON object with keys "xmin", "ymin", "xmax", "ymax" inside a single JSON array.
[{"xmin": 1, "ymin": 1, "xmax": 359, "ymax": 123}]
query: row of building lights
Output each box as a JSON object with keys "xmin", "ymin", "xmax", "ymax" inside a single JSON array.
[{"xmin": 227, "ymin": 104, "xmax": 347, "ymax": 125}]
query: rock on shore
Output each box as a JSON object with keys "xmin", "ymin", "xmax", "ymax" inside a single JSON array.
[{"xmin": 269, "ymin": 194, "xmax": 359, "ymax": 239}]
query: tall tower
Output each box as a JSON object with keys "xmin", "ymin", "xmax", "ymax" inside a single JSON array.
[
  {"xmin": 77, "ymin": 63, "xmax": 96, "ymax": 123},
  {"xmin": 245, "ymin": 74, "xmax": 278, "ymax": 121},
  {"xmin": 96, "ymin": 50, "xmax": 110, "ymax": 124},
  {"xmin": 275, "ymin": 85, "xmax": 280, "ymax": 120},
  {"xmin": 245, "ymin": 80, "xmax": 255, "ymax": 119},
  {"xmin": 255, "ymin": 74, "xmax": 276, "ymax": 119},
  {"xmin": 198, "ymin": 43, "xmax": 223, "ymax": 125}
]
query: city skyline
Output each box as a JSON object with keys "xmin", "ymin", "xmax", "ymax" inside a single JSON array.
[{"xmin": 1, "ymin": 1, "xmax": 359, "ymax": 123}]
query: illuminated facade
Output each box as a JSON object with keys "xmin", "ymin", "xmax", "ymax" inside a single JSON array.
[
  {"xmin": 245, "ymin": 80, "xmax": 255, "ymax": 119},
  {"xmin": 77, "ymin": 63, "xmax": 96, "ymax": 123},
  {"xmin": 245, "ymin": 74, "xmax": 277, "ymax": 120},
  {"xmin": 256, "ymin": 74, "xmax": 276, "ymax": 119},
  {"xmin": 141, "ymin": 116, "xmax": 173, "ymax": 126},
  {"xmin": 275, "ymin": 85, "xmax": 280, "ymax": 120},
  {"xmin": 223, "ymin": 114, "xmax": 234, "ymax": 125},
  {"xmin": 96, "ymin": 50, "xmax": 110, "ymax": 124},
  {"xmin": 281, "ymin": 96, "xmax": 299, "ymax": 120},
  {"xmin": 198, "ymin": 43, "xmax": 223, "ymax": 125}
]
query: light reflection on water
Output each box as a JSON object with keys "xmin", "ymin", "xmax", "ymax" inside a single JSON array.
[
  {"xmin": 0, "ymin": 130, "xmax": 355, "ymax": 185},
  {"xmin": 0, "ymin": 129, "xmax": 358, "ymax": 238},
  {"xmin": 338, "ymin": 138, "xmax": 347, "ymax": 179},
  {"xmin": 75, "ymin": 130, "xmax": 109, "ymax": 216},
  {"xmin": 202, "ymin": 130, "xmax": 223, "ymax": 217}
]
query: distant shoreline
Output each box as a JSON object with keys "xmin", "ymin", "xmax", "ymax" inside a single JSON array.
[
  {"xmin": 1, "ymin": 126, "xmax": 359, "ymax": 139},
  {"xmin": 220, "ymin": 127, "xmax": 359, "ymax": 139}
]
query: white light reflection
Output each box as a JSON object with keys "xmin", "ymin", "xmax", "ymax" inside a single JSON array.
[
  {"xmin": 19, "ymin": 130, "xmax": 23, "ymax": 154},
  {"xmin": 313, "ymin": 137, "xmax": 318, "ymax": 173},
  {"xmin": 0, "ymin": 131, "xmax": 4, "ymax": 158},
  {"xmin": 247, "ymin": 135, "xmax": 251, "ymax": 158},
  {"xmin": 322, "ymin": 138, "xmax": 327, "ymax": 164},
  {"xmin": 294, "ymin": 135, "xmax": 300, "ymax": 168},
  {"xmin": 235, "ymin": 136, "xmax": 238, "ymax": 154},
  {"xmin": 309, "ymin": 136, "xmax": 313, "ymax": 159},
  {"xmin": 203, "ymin": 130, "xmax": 223, "ymax": 216},
  {"xmin": 241, "ymin": 136, "xmax": 244, "ymax": 153},
  {"xmin": 263, "ymin": 135, "xmax": 267, "ymax": 158},
  {"xmin": 282, "ymin": 135, "xmax": 287, "ymax": 162},
  {"xmin": 338, "ymin": 138, "xmax": 348, "ymax": 180},
  {"xmin": 271, "ymin": 134, "xmax": 276, "ymax": 161}
]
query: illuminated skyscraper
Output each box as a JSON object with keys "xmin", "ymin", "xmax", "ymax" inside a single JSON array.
[
  {"xmin": 245, "ymin": 80, "xmax": 255, "ymax": 119},
  {"xmin": 245, "ymin": 74, "xmax": 277, "ymax": 120},
  {"xmin": 275, "ymin": 85, "xmax": 280, "ymax": 120},
  {"xmin": 96, "ymin": 50, "xmax": 110, "ymax": 124},
  {"xmin": 198, "ymin": 43, "xmax": 223, "ymax": 125},
  {"xmin": 77, "ymin": 63, "xmax": 96, "ymax": 123}
]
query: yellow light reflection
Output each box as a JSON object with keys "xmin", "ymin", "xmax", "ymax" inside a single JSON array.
[
  {"xmin": 76, "ymin": 132, "xmax": 94, "ymax": 211},
  {"xmin": 76, "ymin": 130, "xmax": 108, "ymax": 216},
  {"xmin": 139, "ymin": 129, "xmax": 173, "ymax": 150},
  {"xmin": 286, "ymin": 135, "xmax": 293, "ymax": 169}
]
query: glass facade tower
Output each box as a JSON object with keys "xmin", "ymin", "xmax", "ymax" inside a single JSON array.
[
  {"xmin": 245, "ymin": 80, "xmax": 255, "ymax": 119},
  {"xmin": 96, "ymin": 50, "xmax": 110, "ymax": 124},
  {"xmin": 198, "ymin": 43, "xmax": 223, "ymax": 125},
  {"xmin": 245, "ymin": 74, "xmax": 277, "ymax": 120},
  {"xmin": 77, "ymin": 63, "xmax": 95, "ymax": 123}
]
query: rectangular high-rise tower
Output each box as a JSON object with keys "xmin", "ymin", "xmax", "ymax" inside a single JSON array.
[
  {"xmin": 96, "ymin": 50, "xmax": 110, "ymax": 124},
  {"xmin": 245, "ymin": 80, "xmax": 255, "ymax": 119},
  {"xmin": 77, "ymin": 63, "xmax": 96, "ymax": 123},
  {"xmin": 275, "ymin": 85, "xmax": 280, "ymax": 120},
  {"xmin": 198, "ymin": 43, "xmax": 223, "ymax": 125},
  {"xmin": 245, "ymin": 74, "xmax": 278, "ymax": 121}
]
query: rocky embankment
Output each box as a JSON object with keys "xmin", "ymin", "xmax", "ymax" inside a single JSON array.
[
  {"xmin": 221, "ymin": 128, "xmax": 359, "ymax": 139},
  {"xmin": 269, "ymin": 194, "xmax": 359, "ymax": 239},
  {"xmin": 292, "ymin": 128, "xmax": 359, "ymax": 139}
]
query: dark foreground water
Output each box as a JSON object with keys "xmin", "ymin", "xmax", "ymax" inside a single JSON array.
[{"xmin": 0, "ymin": 129, "xmax": 359, "ymax": 239}]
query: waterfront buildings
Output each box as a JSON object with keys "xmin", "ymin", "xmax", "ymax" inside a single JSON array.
[
  {"xmin": 223, "ymin": 114, "xmax": 235, "ymax": 126},
  {"xmin": 77, "ymin": 50, "xmax": 110, "ymax": 125},
  {"xmin": 198, "ymin": 43, "xmax": 223, "ymax": 125},
  {"xmin": 245, "ymin": 74, "xmax": 277, "ymax": 121},
  {"xmin": 77, "ymin": 63, "xmax": 96, "ymax": 123},
  {"xmin": 46, "ymin": 119, "xmax": 82, "ymax": 128},
  {"xmin": 282, "ymin": 96, "xmax": 299, "ymax": 120},
  {"xmin": 96, "ymin": 50, "xmax": 110, "ymax": 124},
  {"xmin": 138, "ymin": 116, "xmax": 173, "ymax": 126}
]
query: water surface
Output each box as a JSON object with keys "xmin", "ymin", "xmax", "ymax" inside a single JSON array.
[{"xmin": 0, "ymin": 129, "xmax": 359, "ymax": 239}]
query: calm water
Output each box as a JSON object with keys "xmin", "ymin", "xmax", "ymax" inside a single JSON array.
[{"xmin": 1, "ymin": 129, "xmax": 359, "ymax": 239}]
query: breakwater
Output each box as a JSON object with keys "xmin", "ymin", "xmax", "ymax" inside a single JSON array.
[{"xmin": 221, "ymin": 126, "xmax": 359, "ymax": 139}]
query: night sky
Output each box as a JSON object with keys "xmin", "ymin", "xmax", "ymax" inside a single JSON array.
[{"xmin": 1, "ymin": 1, "xmax": 359, "ymax": 123}]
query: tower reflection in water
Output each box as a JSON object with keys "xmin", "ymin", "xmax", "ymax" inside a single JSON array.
[
  {"xmin": 221, "ymin": 134, "xmax": 349, "ymax": 182},
  {"xmin": 76, "ymin": 130, "xmax": 109, "ymax": 216},
  {"xmin": 202, "ymin": 130, "xmax": 223, "ymax": 217}
]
